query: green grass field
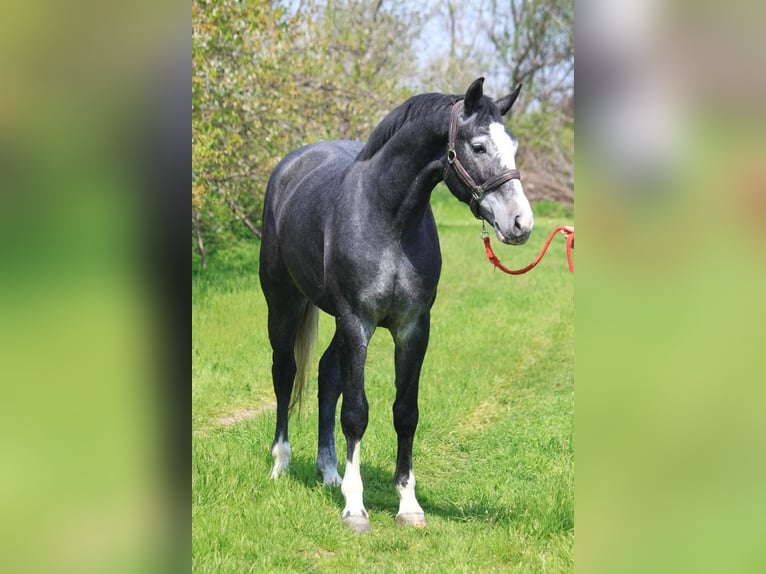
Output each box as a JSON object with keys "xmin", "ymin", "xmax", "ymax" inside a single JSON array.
[{"xmin": 192, "ymin": 189, "xmax": 574, "ymax": 573}]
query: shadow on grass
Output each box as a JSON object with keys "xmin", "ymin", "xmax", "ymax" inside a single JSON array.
[
  {"xmin": 285, "ymin": 454, "xmax": 535, "ymax": 528},
  {"xmin": 287, "ymin": 454, "xmax": 399, "ymax": 517}
]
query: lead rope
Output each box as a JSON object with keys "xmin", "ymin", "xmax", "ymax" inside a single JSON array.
[{"xmin": 481, "ymin": 222, "xmax": 574, "ymax": 274}]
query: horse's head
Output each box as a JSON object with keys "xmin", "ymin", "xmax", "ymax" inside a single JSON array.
[{"xmin": 444, "ymin": 78, "xmax": 534, "ymax": 245}]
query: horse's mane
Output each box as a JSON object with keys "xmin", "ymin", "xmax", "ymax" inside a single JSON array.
[{"xmin": 356, "ymin": 93, "xmax": 459, "ymax": 161}]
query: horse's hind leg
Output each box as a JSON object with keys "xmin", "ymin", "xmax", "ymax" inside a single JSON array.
[
  {"xmin": 265, "ymin": 297, "xmax": 302, "ymax": 479},
  {"xmin": 317, "ymin": 334, "xmax": 342, "ymax": 486}
]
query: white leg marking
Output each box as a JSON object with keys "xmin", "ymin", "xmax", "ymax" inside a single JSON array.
[
  {"xmin": 317, "ymin": 449, "xmax": 342, "ymax": 486},
  {"xmin": 270, "ymin": 439, "xmax": 291, "ymax": 479},
  {"xmin": 395, "ymin": 471, "xmax": 426, "ymax": 526},
  {"xmin": 341, "ymin": 442, "xmax": 369, "ymax": 530}
]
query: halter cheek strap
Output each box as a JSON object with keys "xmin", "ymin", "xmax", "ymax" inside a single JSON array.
[{"xmin": 443, "ymin": 100, "xmax": 522, "ymax": 219}]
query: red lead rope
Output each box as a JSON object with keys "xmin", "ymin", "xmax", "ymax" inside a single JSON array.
[{"xmin": 483, "ymin": 225, "xmax": 574, "ymax": 274}]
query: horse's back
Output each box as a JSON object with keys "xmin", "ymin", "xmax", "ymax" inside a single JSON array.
[{"xmin": 264, "ymin": 140, "xmax": 363, "ymax": 218}]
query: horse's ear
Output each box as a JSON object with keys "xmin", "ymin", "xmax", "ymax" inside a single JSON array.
[
  {"xmin": 496, "ymin": 83, "xmax": 523, "ymax": 116},
  {"xmin": 463, "ymin": 77, "xmax": 485, "ymax": 115}
]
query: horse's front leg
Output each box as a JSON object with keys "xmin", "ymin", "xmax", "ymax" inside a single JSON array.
[
  {"xmin": 391, "ymin": 312, "xmax": 430, "ymax": 527},
  {"xmin": 337, "ymin": 314, "xmax": 373, "ymax": 532}
]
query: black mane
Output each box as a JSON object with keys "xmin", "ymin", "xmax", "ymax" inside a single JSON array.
[{"xmin": 356, "ymin": 93, "xmax": 459, "ymax": 161}]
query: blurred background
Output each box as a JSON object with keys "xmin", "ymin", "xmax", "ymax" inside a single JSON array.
[
  {"xmin": 576, "ymin": 1, "xmax": 766, "ymax": 573},
  {"xmin": 1, "ymin": 0, "xmax": 764, "ymax": 572},
  {"xmin": 0, "ymin": 1, "xmax": 188, "ymax": 572}
]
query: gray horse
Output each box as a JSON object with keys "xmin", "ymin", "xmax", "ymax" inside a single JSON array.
[{"xmin": 259, "ymin": 78, "xmax": 533, "ymax": 532}]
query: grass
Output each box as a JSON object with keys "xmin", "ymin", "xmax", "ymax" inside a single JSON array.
[{"xmin": 192, "ymin": 187, "xmax": 574, "ymax": 572}]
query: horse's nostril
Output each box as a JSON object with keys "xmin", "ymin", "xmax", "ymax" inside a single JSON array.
[{"xmin": 513, "ymin": 214, "xmax": 523, "ymax": 232}]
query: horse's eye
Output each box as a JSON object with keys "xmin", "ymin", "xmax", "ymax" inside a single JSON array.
[{"xmin": 471, "ymin": 143, "xmax": 486, "ymax": 154}]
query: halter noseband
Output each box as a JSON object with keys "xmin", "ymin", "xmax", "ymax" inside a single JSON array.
[{"xmin": 444, "ymin": 100, "xmax": 521, "ymax": 219}]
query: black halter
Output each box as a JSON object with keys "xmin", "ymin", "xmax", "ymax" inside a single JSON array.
[{"xmin": 444, "ymin": 100, "xmax": 521, "ymax": 219}]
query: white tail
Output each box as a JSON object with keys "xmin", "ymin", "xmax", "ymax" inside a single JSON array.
[{"xmin": 289, "ymin": 301, "xmax": 319, "ymax": 414}]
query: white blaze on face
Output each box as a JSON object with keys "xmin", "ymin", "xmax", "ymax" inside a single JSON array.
[
  {"xmin": 489, "ymin": 122, "xmax": 517, "ymax": 169},
  {"xmin": 484, "ymin": 122, "xmax": 534, "ymax": 241}
]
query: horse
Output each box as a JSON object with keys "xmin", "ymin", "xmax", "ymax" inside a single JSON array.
[{"xmin": 259, "ymin": 77, "xmax": 534, "ymax": 532}]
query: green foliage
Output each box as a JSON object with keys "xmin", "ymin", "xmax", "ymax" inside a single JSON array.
[
  {"xmin": 193, "ymin": 0, "xmax": 297, "ymax": 254},
  {"xmin": 532, "ymin": 199, "xmax": 574, "ymax": 219},
  {"xmin": 192, "ymin": 0, "xmax": 418, "ymax": 258}
]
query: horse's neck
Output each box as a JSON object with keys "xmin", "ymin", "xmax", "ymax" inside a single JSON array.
[{"xmin": 365, "ymin": 113, "xmax": 449, "ymax": 230}]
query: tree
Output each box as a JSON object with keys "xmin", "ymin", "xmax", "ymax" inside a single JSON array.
[
  {"xmin": 485, "ymin": 0, "xmax": 574, "ymax": 202},
  {"xmin": 486, "ymin": 0, "xmax": 574, "ymax": 114},
  {"xmin": 193, "ymin": 0, "xmax": 293, "ymax": 264},
  {"xmin": 192, "ymin": 0, "xmax": 420, "ymax": 265},
  {"xmin": 414, "ymin": 0, "xmax": 573, "ymax": 202}
]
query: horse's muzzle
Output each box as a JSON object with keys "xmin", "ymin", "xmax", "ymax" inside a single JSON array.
[
  {"xmin": 495, "ymin": 212, "xmax": 533, "ymax": 245},
  {"xmin": 495, "ymin": 225, "xmax": 531, "ymax": 245}
]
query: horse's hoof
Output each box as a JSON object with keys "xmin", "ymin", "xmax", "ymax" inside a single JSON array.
[
  {"xmin": 395, "ymin": 512, "xmax": 427, "ymax": 528},
  {"xmin": 343, "ymin": 514, "xmax": 371, "ymax": 533},
  {"xmin": 270, "ymin": 465, "xmax": 287, "ymax": 480},
  {"xmin": 319, "ymin": 470, "xmax": 342, "ymax": 487},
  {"xmin": 270, "ymin": 441, "xmax": 291, "ymax": 479}
]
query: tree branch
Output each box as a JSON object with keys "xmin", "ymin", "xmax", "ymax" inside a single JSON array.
[
  {"xmin": 221, "ymin": 193, "xmax": 262, "ymax": 238},
  {"xmin": 192, "ymin": 208, "xmax": 208, "ymax": 269}
]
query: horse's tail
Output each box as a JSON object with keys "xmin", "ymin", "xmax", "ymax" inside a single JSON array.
[{"xmin": 289, "ymin": 301, "xmax": 319, "ymax": 414}]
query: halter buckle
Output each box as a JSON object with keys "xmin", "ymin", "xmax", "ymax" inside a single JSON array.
[{"xmin": 446, "ymin": 147, "xmax": 457, "ymax": 164}]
